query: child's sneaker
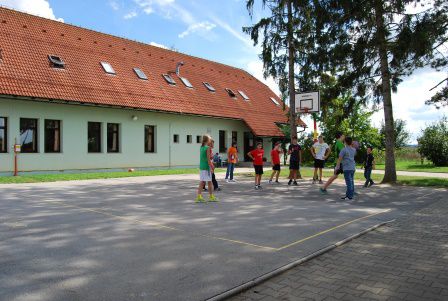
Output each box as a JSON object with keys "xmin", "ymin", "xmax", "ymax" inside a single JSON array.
[
  {"xmin": 255, "ymin": 185, "xmax": 259, "ymax": 190},
  {"xmin": 229, "ymin": 179, "xmax": 237, "ymax": 183},
  {"xmin": 258, "ymin": 185, "xmax": 263, "ymax": 189},
  {"xmin": 288, "ymin": 179, "xmax": 292, "ymax": 186},
  {"xmin": 312, "ymin": 179, "xmax": 316, "ymax": 184},
  {"xmin": 275, "ymin": 180, "xmax": 280, "ymax": 184},
  {"xmin": 268, "ymin": 180, "xmax": 273, "ymax": 184},
  {"xmin": 293, "ymin": 181, "xmax": 298, "ymax": 186},
  {"xmin": 209, "ymin": 195, "xmax": 218, "ymax": 202},
  {"xmin": 319, "ymin": 188, "xmax": 327, "ymax": 194},
  {"xmin": 319, "ymin": 180, "xmax": 323, "ymax": 184},
  {"xmin": 195, "ymin": 195, "xmax": 205, "ymax": 203}
]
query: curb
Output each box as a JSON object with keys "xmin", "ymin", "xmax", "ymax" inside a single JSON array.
[{"xmin": 205, "ymin": 219, "xmax": 395, "ymax": 301}]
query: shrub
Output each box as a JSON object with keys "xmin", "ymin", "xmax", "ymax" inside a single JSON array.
[{"xmin": 417, "ymin": 118, "xmax": 448, "ymax": 167}]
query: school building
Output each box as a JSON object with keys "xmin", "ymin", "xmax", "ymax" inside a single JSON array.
[{"xmin": 0, "ymin": 7, "xmax": 305, "ymax": 174}]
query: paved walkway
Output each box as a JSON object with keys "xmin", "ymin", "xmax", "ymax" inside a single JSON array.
[{"xmin": 230, "ymin": 198, "xmax": 448, "ymax": 301}]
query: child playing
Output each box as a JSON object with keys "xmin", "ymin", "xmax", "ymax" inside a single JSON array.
[
  {"xmin": 196, "ymin": 135, "xmax": 218, "ymax": 203},
  {"xmin": 320, "ymin": 132, "xmax": 345, "ymax": 194},
  {"xmin": 203, "ymin": 139, "xmax": 221, "ymax": 192},
  {"xmin": 247, "ymin": 142, "xmax": 265, "ymax": 190},
  {"xmin": 311, "ymin": 135, "xmax": 330, "ymax": 184},
  {"xmin": 225, "ymin": 142, "xmax": 238, "ymax": 183},
  {"xmin": 335, "ymin": 136, "xmax": 357, "ymax": 200},
  {"xmin": 288, "ymin": 136, "xmax": 302, "ymax": 186},
  {"xmin": 269, "ymin": 141, "xmax": 282, "ymax": 184},
  {"xmin": 363, "ymin": 146, "xmax": 375, "ymax": 187}
]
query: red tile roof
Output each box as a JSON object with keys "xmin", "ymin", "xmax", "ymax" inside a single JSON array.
[{"xmin": 0, "ymin": 7, "xmax": 305, "ymax": 137}]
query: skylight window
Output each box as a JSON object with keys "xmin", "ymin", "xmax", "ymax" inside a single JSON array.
[
  {"xmin": 133, "ymin": 68, "xmax": 148, "ymax": 80},
  {"xmin": 225, "ymin": 88, "xmax": 237, "ymax": 98},
  {"xmin": 180, "ymin": 77, "xmax": 193, "ymax": 88},
  {"xmin": 203, "ymin": 82, "xmax": 215, "ymax": 92},
  {"xmin": 238, "ymin": 90, "xmax": 250, "ymax": 100},
  {"xmin": 162, "ymin": 74, "xmax": 176, "ymax": 85},
  {"xmin": 48, "ymin": 55, "xmax": 65, "ymax": 69},
  {"xmin": 101, "ymin": 62, "xmax": 116, "ymax": 74},
  {"xmin": 270, "ymin": 97, "xmax": 281, "ymax": 106}
]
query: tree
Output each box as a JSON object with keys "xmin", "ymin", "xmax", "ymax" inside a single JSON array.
[
  {"xmin": 380, "ymin": 119, "xmax": 411, "ymax": 150},
  {"xmin": 426, "ymin": 78, "xmax": 448, "ymax": 108},
  {"xmin": 417, "ymin": 117, "xmax": 448, "ymax": 166},
  {"xmin": 318, "ymin": 0, "xmax": 448, "ymax": 183},
  {"xmin": 244, "ymin": 0, "xmax": 319, "ymax": 139}
]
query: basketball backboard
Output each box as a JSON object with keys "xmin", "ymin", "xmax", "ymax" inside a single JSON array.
[{"xmin": 295, "ymin": 91, "xmax": 320, "ymax": 113}]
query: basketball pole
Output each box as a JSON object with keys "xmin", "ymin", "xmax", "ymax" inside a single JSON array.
[{"xmin": 313, "ymin": 113, "xmax": 318, "ymax": 142}]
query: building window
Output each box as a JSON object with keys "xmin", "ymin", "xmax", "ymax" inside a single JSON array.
[
  {"xmin": 173, "ymin": 134, "xmax": 179, "ymax": 143},
  {"xmin": 225, "ymin": 88, "xmax": 237, "ymax": 98},
  {"xmin": 107, "ymin": 123, "xmax": 120, "ymax": 153},
  {"xmin": 101, "ymin": 62, "xmax": 116, "ymax": 74},
  {"xmin": 88, "ymin": 122, "xmax": 102, "ymax": 153},
  {"xmin": 45, "ymin": 119, "xmax": 61, "ymax": 153},
  {"xmin": 133, "ymin": 68, "xmax": 148, "ymax": 80},
  {"xmin": 270, "ymin": 97, "xmax": 280, "ymax": 106},
  {"xmin": 20, "ymin": 118, "xmax": 38, "ymax": 153},
  {"xmin": 0, "ymin": 117, "xmax": 7, "ymax": 153},
  {"xmin": 145, "ymin": 125, "xmax": 155, "ymax": 153},
  {"xmin": 187, "ymin": 135, "xmax": 192, "ymax": 143},
  {"xmin": 232, "ymin": 131, "xmax": 238, "ymax": 144},
  {"xmin": 48, "ymin": 55, "xmax": 65, "ymax": 69},
  {"xmin": 162, "ymin": 74, "xmax": 176, "ymax": 85},
  {"xmin": 196, "ymin": 135, "xmax": 201, "ymax": 143},
  {"xmin": 219, "ymin": 130, "xmax": 226, "ymax": 153},
  {"xmin": 238, "ymin": 90, "xmax": 250, "ymax": 100},
  {"xmin": 203, "ymin": 82, "xmax": 216, "ymax": 92},
  {"xmin": 180, "ymin": 77, "xmax": 193, "ymax": 88}
]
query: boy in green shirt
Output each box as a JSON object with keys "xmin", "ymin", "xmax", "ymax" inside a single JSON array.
[{"xmin": 196, "ymin": 135, "xmax": 218, "ymax": 203}]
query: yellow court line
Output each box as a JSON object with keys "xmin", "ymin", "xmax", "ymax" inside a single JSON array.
[
  {"xmin": 47, "ymin": 200, "xmax": 390, "ymax": 252},
  {"xmin": 276, "ymin": 209, "xmax": 391, "ymax": 251},
  {"xmin": 48, "ymin": 200, "xmax": 277, "ymax": 251}
]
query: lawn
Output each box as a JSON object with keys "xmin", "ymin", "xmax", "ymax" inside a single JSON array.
[
  {"xmin": 0, "ymin": 168, "xmax": 225, "ymax": 184},
  {"xmin": 244, "ymin": 168, "xmax": 448, "ymax": 188},
  {"xmin": 373, "ymin": 160, "xmax": 448, "ymax": 173}
]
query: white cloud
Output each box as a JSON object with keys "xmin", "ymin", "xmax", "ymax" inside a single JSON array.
[
  {"xmin": 109, "ymin": 0, "xmax": 119, "ymax": 11},
  {"xmin": 246, "ymin": 60, "xmax": 280, "ymax": 96},
  {"xmin": 371, "ymin": 69, "xmax": 448, "ymax": 144},
  {"xmin": 0, "ymin": 0, "xmax": 63, "ymax": 22},
  {"xmin": 178, "ymin": 21, "xmax": 216, "ymax": 38},
  {"xmin": 124, "ymin": 11, "xmax": 138, "ymax": 19},
  {"xmin": 209, "ymin": 15, "xmax": 253, "ymax": 48},
  {"xmin": 150, "ymin": 41, "xmax": 169, "ymax": 49}
]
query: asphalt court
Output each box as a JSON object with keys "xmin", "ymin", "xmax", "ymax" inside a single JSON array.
[{"xmin": 1, "ymin": 174, "xmax": 445, "ymax": 301}]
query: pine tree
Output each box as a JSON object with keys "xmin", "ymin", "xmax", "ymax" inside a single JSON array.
[{"xmin": 321, "ymin": 0, "xmax": 448, "ymax": 183}]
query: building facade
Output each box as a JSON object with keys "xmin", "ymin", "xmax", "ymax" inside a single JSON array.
[{"xmin": 0, "ymin": 8, "xmax": 304, "ymax": 174}]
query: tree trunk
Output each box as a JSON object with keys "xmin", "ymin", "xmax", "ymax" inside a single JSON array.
[
  {"xmin": 287, "ymin": 0, "xmax": 297, "ymax": 140},
  {"xmin": 374, "ymin": 0, "xmax": 397, "ymax": 183}
]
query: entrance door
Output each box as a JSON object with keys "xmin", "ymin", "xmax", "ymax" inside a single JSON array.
[{"xmin": 244, "ymin": 132, "xmax": 254, "ymax": 161}]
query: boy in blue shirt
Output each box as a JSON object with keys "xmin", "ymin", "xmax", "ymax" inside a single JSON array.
[{"xmin": 335, "ymin": 136, "xmax": 357, "ymax": 200}]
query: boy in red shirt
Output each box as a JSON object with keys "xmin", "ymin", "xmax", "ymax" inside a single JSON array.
[
  {"xmin": 247, "ymin": 142, "xmax": 265, "ymax": 190},
  {"xmin": 269, "ymin": 142, "xmax": 283, "ymax": 184}
]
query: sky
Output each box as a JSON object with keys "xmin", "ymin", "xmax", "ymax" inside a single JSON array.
[{"xmin": 0, "ymin": 0, "xmax": 446, "ymax": 144}]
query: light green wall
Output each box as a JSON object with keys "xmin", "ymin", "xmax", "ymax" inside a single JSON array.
[{"xmin": 0, "ymin": 98, "xmax": 254, "ymax": 172}]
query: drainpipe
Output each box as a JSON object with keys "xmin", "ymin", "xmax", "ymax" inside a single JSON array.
[{"xmin": 168, "ymin": 122, "xmax": 172, "ymax": 168}]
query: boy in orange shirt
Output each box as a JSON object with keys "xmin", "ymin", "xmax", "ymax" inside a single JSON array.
[
  {"xmin": 225, "ymin": 142, "xmax": 238, "ymax": 183},
  {"xmin": 248, "ymin": 142, "xmax": 265, "ymax": 190}
]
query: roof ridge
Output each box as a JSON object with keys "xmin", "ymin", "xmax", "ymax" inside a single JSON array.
[{"xmin": 0, "ymin": 6, "xmax": 251, "ymax": 74}]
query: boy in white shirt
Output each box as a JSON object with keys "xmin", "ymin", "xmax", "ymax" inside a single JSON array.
[{"xmin": 311, "ymin": 135, "xmax": 331, "ymax": 184}]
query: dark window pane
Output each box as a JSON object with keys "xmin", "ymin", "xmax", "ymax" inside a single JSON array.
[
  {"xmin": 107, "ymin": 123, "xmax": 120, "ymax": 153},
  {"xmin": 232, "ymin": 131, "xmax": 237, "ymax": 144},
  {"xmin": 187, "ymin": 135, "xmax": 192, "ymax": 143},
  {"xmin": 173, "ymin": 134, "xmax": 179, "ymax": 143},
  {"xmin": 145, "ymin": 125, "xmax": 155, "ymax": 153},
  {"xmin": 0, "ymin": 117, "xmax": 6, "ymax": 153},
  {"xmin": 219, "ymin": 130, "xmax": 226, "ymax": 153},
  {"xmin": 88, "ymin": 122, "xmax": 101, "ymax": 153},
  {"xmin": 20, "ymin": 118, "xmax": 38, "ymax": 153},
  {"xmin": 196, "ymin": 135, "xmax": 201, "ymax": 144},
  {"xmin": 45, "ymin": 119, "xmax": 61, "ymax": 153}
]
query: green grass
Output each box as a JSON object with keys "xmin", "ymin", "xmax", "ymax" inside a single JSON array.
[
  {"xmin": 0, "ymin": 168, "xmax": 225, "ymax": 184},
  {"xmin": 243, "ymin": 168, "xmax": 448, "ymax": 188},
  {"xmin": 373, "ymin": 160, "xmax": 448, "ymax": 173}
]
